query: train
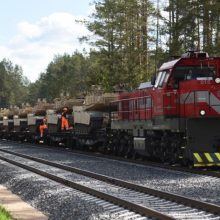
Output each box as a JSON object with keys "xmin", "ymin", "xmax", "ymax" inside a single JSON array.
[{"xmin": 0, "ymin": 50, "xmax": 220, "ymax": 167}]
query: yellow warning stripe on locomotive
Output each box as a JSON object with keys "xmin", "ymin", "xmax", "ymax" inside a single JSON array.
[
  {"xmin": 194, "ymin": 163, "xmax": 220, "ymax": 167},
  {"xmin": 193, "ymin": 153, "xmax": 203, "ymax": 163},
  {"xmin": 215, "ymin": 153, "xmax": 220, "ymax": 160},
  {"xmin": 193, "ymin": 152, "xmax": 220, "ymax": 167},
  {"xmin": 204, "ymin": 153, "xmax": 214, "ymax": 163}
]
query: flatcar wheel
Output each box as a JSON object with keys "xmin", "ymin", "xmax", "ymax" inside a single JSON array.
[
  {"xmin": 113, "ymin": 145, "xmax": 119, "ymax": 156},
  {"xmin": 104, "ymin": 143, "xmax": 112, "ymax": 154},
  {"xmin": 66, "ymin": 138, "xmax": 73, "ymax": 149},
  {"xmin": 112, "ymin": 137, "xmax": 120, "ymax": 156},
  {"xmin": 101, "ymin": 145, "xmax": 107, "ymax": 154},
  {"xmin": 132, "ymin": 151, "xmax": 139, "ymax": 160},
  {"xmin": 125, "ymin": 139, "xmax": 133, "ymax": 158},
  {"xmin": 78, "ymin": 141, "xmax": 86, "ymax": 151},
  {"xmin": 118, "ymin": 145, "xmax": 124, "ymax": 156},
  {"xmin": 100, "ymin": 140, "xmax": 108, "ymax": 154},
  {"xmin": 119, "ymin": 138, "xmax": 127, "ymax": 157},
  {"xmin": 164, "ymin": 147, "xmax": 172, "ymax": 163},
  {"xmin": 49, "ymin": 139, "xmax": 53, "ymax": 146},
  {"xmin": 105, "ymin": 132, "xmax": 113, "ymax": 154},
  {"xmin": 159, "ymin": 150, "xmax": 167, "ymax": 163}
]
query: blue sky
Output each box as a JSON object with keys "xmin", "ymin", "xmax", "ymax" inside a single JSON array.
[{"xmin": 0, "ymin": 0, "xmax": 92, "ymax": 81}]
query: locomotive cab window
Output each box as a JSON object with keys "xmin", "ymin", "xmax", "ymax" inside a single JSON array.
[
  {"xmin": 154, "ymin": 71, "xmax": 169, "ymax": 88},
  {"xmin": 169, "ymin": 65, "xmax": 216, "ymax": 88},
  {"xmin": 174, "ymin": 65, "xmax": 216, "ymax": 80}
]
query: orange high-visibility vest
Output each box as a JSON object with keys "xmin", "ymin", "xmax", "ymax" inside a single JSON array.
[
  {"xmin": 39, "ymin": 124, "xmax": 48, "ymax": 137},
  {"xmin": 61, "ymin": 115, "xmax": 69, "ymax": 130}
]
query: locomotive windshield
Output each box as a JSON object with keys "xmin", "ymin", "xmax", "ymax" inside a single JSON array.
[
  {"xmin": 166, "ymin": 65, "xmax": 217, "ymax": 89},
  {"xmin": 173, "ymin": 65, "xmax": 216, "ymax": 82}
]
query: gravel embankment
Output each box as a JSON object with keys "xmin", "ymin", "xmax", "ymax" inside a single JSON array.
[
  {"xmin": 2, "ymin": 150, "xmax": 218, "ymax": 220},
  {"xmin": 0, "ymin": 158, "xmax": 145, "ymax": 220}
]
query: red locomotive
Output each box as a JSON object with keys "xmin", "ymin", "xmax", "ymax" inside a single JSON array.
[{"xmin": 111, "ymin": 51, "xmax": 220, "ymax": 167}]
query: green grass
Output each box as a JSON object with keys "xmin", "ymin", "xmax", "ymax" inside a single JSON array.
[{"xmin": 0, "ymin": 206, "xmax": 12, "ymax": 220}]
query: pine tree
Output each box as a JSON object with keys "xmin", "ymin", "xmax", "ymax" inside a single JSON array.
[{"xmin": 84, "ymin": 0, "xmax": 155, "ymax": 91}]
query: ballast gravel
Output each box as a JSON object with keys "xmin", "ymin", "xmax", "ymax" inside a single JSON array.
[
  {"xmin": 0, "ymin": 160, "xmax": 139, "ymax": 220},
  {"xmin": 0, "ymin": 141, "xmax": 220, "ymax": 211}
]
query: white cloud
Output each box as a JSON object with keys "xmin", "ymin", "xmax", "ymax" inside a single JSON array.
[
  {"xmin": 17, "ymin": 21, "xmax": 42, "ymax": 39},
  {"xmin": 0, "ymin": 12, "xmax": 91, "ymax": 82}
]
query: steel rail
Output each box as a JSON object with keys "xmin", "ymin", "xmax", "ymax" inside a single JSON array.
[
  {"xmin": 0, "ymin": 153, "xmax": 173, "ymax": 220},
  {"xmin": 2, "ymin": 139, "xmax": 220, "ymax": 179},
  {"xmin": 1, "ymin": 139, "xmax": 220, "ymax": 179},
  {"xmin": 0, "ymin": 148, "xmax": 220, "ymax": 216},
  {"xmin": 68, "ymin": 147, "xmax": 220, "ymax": 179},
  {"xmin": 72, "ymin": 151, "xmax": 220, "ymax": 178}
]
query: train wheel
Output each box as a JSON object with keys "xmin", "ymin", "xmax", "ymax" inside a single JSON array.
[
  {"xmin": 125, "ymin": 137, "xmax": 133, "ymax": 158},
  {"xmin": 112, "ymin": 133, "xmax": 120, "ymax": 156},
  {"xmin": 118, "ymin": 136, "xmax": 127, "ymax": 157},
  {"xmin": 75, "ymin": 139, "xmax": 82, "ymax": 150},
  {"xmin": 101, "ymin": 134, "xmax": 110, "ymax": 154},
  {"xmin": 113, "ymin": 144, "xmax": 119, "ymax": 156},
  {"xmin": 66, "ymin": 138, "xmax": 73, "ymax": 149}
]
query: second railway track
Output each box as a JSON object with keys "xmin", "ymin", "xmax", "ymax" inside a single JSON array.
[
  {"xmin": 0, "ymin": 147, "xmax": 220, "ymax": 219},
  {"xmin": 1, "ymin": 139, "xmax": 220, "ymax": 180}
]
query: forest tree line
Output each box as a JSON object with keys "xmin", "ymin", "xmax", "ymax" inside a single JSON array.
[{"xmin": 1, "ymin": 0, "xmax": 220, "ymax": 107}]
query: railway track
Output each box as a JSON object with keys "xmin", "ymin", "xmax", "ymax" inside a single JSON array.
[
  {"xmin": 1, "ymin": 139, "xmax": 220, "ymax": 179},
  {"xmin": 0, "ymin": 148, "xmax": 220, "ymax": 220}
]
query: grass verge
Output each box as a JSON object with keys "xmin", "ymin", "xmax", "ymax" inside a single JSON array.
[{"xmin": 0, "ymin": 206, "xmax": 12, "ymax": 220}]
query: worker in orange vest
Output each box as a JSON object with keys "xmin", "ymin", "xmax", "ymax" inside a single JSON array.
[
  {"xmin": 39, "ymin": 118, "xmax": 48, "ymax": 138},
  {"xmin": 61, "ymin": 107, "xmax": 69, "ymax": 131}
]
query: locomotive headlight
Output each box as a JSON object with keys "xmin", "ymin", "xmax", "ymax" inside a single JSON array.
[
  {"xmin": 215, "ymin": 78, "xmax": 220, "ymax": 84},
  {"xmin": 200, "ymin": 110, "xmax": 206, "ymax": 116}
]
